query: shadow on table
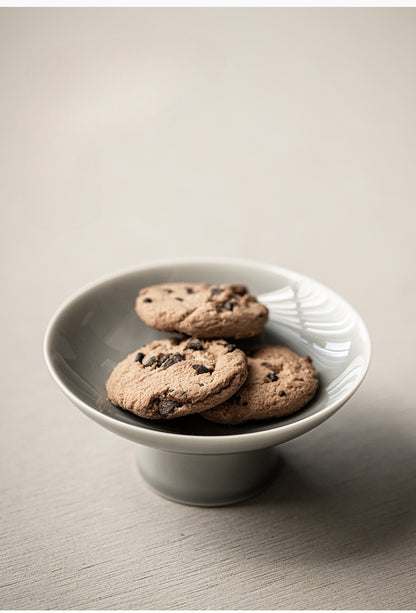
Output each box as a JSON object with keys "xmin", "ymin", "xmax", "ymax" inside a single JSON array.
[{"xmin": 235, "ymin": 404, "xmax": 416, "ymax": 561}]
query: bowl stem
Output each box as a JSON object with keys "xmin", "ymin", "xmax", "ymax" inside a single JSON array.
[{"xmin": 136, "ymin": 445, "xmax": 280, "ymax": 507}]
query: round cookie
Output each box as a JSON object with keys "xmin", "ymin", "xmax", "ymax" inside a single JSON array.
[
  {"xmin": 135, "ymin": 282, "xmax": 268, "ymax": 339},
  {"xmin": 202, "ymin": 345, "xmax": 318, "ymax": 425},
  {"xmin": 105, "ymin": 337, "xmax": 248, "ymax": 420}
]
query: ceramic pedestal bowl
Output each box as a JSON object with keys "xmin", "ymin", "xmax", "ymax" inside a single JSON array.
[{"xmin": 44, "ymin": 258, "xmax": 371, "ymax": 506}]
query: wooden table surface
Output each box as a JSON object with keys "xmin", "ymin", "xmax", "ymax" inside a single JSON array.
[{"xmin": 1, "ymin": 8, "xmax": 415, "ymax": 610}]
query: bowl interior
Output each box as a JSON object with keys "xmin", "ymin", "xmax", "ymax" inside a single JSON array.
[{"xmin": 46, "ymin": 259, "xmax": 370, "ymax": 438}]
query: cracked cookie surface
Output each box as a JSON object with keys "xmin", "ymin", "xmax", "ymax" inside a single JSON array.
[
  {"xmin": 105, "ymin": 337, "xmax": 248, "ymax": 419},
  {"xmin": 202, "ymin": 345, "xmax": 318, "ymax": 424},
  {"xmin": 135, "ymin": 283, "xmax": 268, "ymax": 339}
]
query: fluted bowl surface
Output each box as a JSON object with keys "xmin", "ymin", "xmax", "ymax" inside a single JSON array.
[{"xmin": 44, "ymin": 258, "xmax": 371, "ymax": 454}]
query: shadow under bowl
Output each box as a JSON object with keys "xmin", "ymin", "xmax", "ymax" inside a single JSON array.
[{"xmin": 44, "ymin": 257, "xmax": 371, "ymax": 506}]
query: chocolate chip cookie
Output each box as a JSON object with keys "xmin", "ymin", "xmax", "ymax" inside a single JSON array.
[
  {"xmin": 105, "ymin": 337, "xmax": 248, "ymax": 419},
  {"xmin": 135, "ymin": 283, "xmax": 268, "ymax": 339},
  {"xmin": 202, "ymin": 345, "xmax": 318, "ymax": 424}
]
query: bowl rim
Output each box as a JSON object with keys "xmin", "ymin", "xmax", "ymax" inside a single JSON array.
[{"xmin": 43, "ymin": 256, "xmax": 372, "ymax": 447}]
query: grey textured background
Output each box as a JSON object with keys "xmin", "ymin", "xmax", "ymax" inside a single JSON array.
[{"xmin": 1, "ymin": 8, "xmax": 415, "ymax": 610}]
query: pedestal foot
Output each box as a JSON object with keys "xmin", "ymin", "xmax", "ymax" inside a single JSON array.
[{"xmin": 136, "ymin": 446, "xmax": 280, "ymax": 507}]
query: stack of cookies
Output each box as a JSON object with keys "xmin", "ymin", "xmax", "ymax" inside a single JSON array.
[{"xmin": 106, "ymin": 283, "xmax": 318, "ymax": 425}]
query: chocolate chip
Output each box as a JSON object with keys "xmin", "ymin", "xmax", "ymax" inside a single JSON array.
[
  {"xmin": 163, "ymin": 288, "xmax": 173, "ymax": 293},
  {"xmin": 192, "ymin": 364, "xmax": 212, "ymax": 375},
  {"xmin": 261, "ymin": 362, "xmax": 272, "ymax": 368},
  {"xmin": 162, "ymin": 353, "xmax": 185, "ymax": 370},
  {"xmin": 175, "ymin": 297, "xmax": 184, "ymax": 301},
  {"xmin": 185, "ymin": 287, "xmax": 194, "ymax": 294},
  {"xmin": 198, "ymin": 383, "xmax": 205, "ymax": 387},
  {"xmin": 294, "ymin": 378, "xmax": 305, "ymax": 382},
  {"xmin": 223, "ymin": 300, "xmax": 234, "ymax": 311},
  {"xmin": 233, "ymin": 285, "xmax": 248, "ymax": 296},
  {"xmin": 210, "ymin": 287, "xmax": 224, "ymax": 296},
  {"xmin": 185, "ymin": 340, "xmax": 204, "ymax": 351},
  {"xmin": 143, "ymin": 356, "xmax": 157, "ymax": 367},
  {"xmin": 268, "ymin": 373, "xmax": 278, "ymax": 382},
  {"xmin": 279, "ymin": 390, "xmax": 287, "ymax": 397},
  {"xmin": 143, "ymin": 298, "xmax": 152, "ymax": 303},
  {"xmin": 158, "ymin": 397, "xmax": 182, "ymax": 417},
  {"xmin": 227, "ymin": 344, "xmax": 237, "ymax": 353},
  {"xmin": 242, "ymin": 401, "xmax": 248, "ymax": 406},
  {"xmin": 135, "ymin": 352, "xmax": 145, "ymax": 363}
]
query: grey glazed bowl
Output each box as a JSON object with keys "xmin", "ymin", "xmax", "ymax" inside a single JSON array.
[{"xmin": 44, "ymin": 257, "xmax": 371, "ymax": 506}]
